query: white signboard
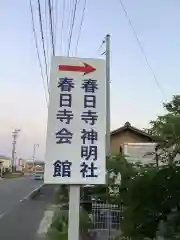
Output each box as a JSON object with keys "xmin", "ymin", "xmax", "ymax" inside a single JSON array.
[{"xmin": 44, "ymin": 56, "xmax": 106, "ymax": 184}]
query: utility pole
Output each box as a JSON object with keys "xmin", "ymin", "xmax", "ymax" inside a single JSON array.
[
  {"xmin": 12, "ymin": 129, "xmax": 20, "ymax": 172},
  {"xmin": 105, "ymin": 34, "xmax": 111, "ymax": 156},
  {"xmin": 105, "ymin": 35, "xmax": 111, "ymax": 237},
  {"xmin": 32, "ymin": 144, "xmax": 39, "ymax": 172}
]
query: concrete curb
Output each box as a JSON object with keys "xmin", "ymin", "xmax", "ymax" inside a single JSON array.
[
  {"xmin": 37, "ymin": 204, "xmax": 69, "ymax": 239},
  {"xmin": 21, "ymin": 184, "xmax": 44, "ymax": 202},
  {"xmin": 37, "ymin": 207, "xmax": 55, "ymax": 238}
]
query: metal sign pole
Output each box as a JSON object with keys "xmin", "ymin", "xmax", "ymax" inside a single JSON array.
[
  {"xmin": 68, "ymin": 185, "xmax": 80, "ymax": 240},
  {"xmin": 105, "ymin": 34, "xmax": 111, "ymax": 157}
]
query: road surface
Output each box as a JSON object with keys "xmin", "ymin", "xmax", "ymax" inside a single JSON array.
[
  {"xmin": 0, "ymin": 176, "xmax": 43, "ymax": 217},
  {"xmin": 0, "ymin": 184, "xmax": 55, "ymax": 240}
]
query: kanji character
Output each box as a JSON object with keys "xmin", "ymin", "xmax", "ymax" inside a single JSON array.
[
  {"xmin": 81, "ymin": 110, "xmax": 98, "ymax": 125},
  {"xmin": 53, "ymin": 160, "xmax": 72, "ymax": 177},
  {"xmin": 58, "ymin": 77, "xmax": 74, "ymax": 92},
  {"xmin": 81, "ymin": 145, "xmax": 97, "ymax": 160},
  {"xmin": 81, "ymin": 79, "xmax": 98, "ymax": 93},
  {"xmin": 60, "ymin": 94, "xmax": 72, "ymax": 107},
  {"xmin": 84, "ymin": 95, "xmax": 96, "ymax": 108},
  {"xmin": 56, "ymin": 128, "xmax": 73, "ymax": 144},
  {"xmin": 80, "ymin": 162, "xmax": 98, "ymax": 178},
  {"xmin": 81, "ymin": 128, "xmax": 98, "ymax": 144},
  {"xmin": 56, "ymin": 109, "xmax": 73, "ymax": 124}
]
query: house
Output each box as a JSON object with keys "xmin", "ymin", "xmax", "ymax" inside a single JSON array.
[
  {"xmin": 24, "ymin": 160, "xmax": 45, "ymax": 173},
  {"xmin": 111, "ymin": 122, "xmax": 155, "ymax": 154},
  {"xmin": 0, "ymin": 155, "xmax": 12, "ymax": 172}
]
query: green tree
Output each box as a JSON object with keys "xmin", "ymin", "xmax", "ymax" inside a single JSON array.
[
  {"xmin": 119, "ymin": 95, "xmax": 180, "ymax": 239},
  {"xmin": 164, "ymin": 95, "xmax": 180, "ymax": 115},
  {"xmin": 83, "ymin": 154, "xmax": 136, "ymax": 205},
  {"xmin": 120, "ymin": 166, "xmax": 180, "ymax": 239},
  {"xmin": 149, "ymin": 95, "xmax": 180, "ymax": 165}
]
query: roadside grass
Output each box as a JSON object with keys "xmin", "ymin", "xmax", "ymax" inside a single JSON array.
[{"xmin": 46, "ymin": 186, "xmax": 93, "ymax": 240}]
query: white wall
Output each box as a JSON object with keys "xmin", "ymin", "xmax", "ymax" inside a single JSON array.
[
  {"xmin": 123, "ymin": 143, "xmax": 157, "ymax": 165},
  {"xmin": 1, "ymin": 159, "xmax": 11, "ymax": 169}
]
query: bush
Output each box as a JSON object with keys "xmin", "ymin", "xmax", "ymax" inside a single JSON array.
[
  {"xmin": 53, "ymin": 185, "xmax": 69, "ymax": 205},
  {"xmin": 47, "ymin": 207, "xmax": 92, "ymax": 240}
]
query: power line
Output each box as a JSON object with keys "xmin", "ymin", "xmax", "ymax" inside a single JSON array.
[
  {"xmin": 51, "ymin": 0, "xmax": 55, "ymax": 29},
  {"xmin": 118, "ymin": 0, "xmax": 165, "ymax": 99},
  {"xmin": 66, "ymin": 0, "xmax": 75, "ymax": 55},
  {"xmin": 67, "ymin": 0, "xmax": 78, "ymax": 56},
  {"xmin": 53, "ymin": 0, "xmax": 58, "ymax": 52},
  {"xmin": 29, "ymin": 0, "xmax": 48, "ymax": 105},
  {"xmin": 44, "ymin": 0, "xmax": 50, "ymax": 77},
  {"xmin": 60, "ymin": 0, "xmax": 65, "ymax": 54},
  {"xmin": 48, "ymin": 0, "xmax": 55, "ymax": 56},
  {"xmin": 75, "ymin": 0, "xmax": 87, "ymax": 56},
  {"xmin": 37, "ymin": 0, "xmax": 49, "ymax": 94},
  {"xmin": 51, "ymin": 0, "xmax": 57, "ymax": 52},
  {"xmin": 98, "ymin": 38, "xmax": 106, "ymax": 55}
]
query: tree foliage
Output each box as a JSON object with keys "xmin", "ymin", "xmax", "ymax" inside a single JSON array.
[
  {"xmin": 120, "ymin": 95, "xmax": 180, "ymax": 239},
  {"xmin": 82, "ymin": 154, "xmax": 136, "ymax": 205},
  {"xmin": 164, "ymin": 95, "xmax": 180, "ymax": 115},
  {"xmin": 87, "ymin": 95, "xmax": 180, "ymax": 239},
  {"xmin": 149, "ymin": 95, "xmax": 180, "ymax": 166},
  {"xmin": 121, "ymin": 166, "xmax": 180, "ymax": 239}
]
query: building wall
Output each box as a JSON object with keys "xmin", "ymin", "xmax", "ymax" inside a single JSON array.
[
  {"xmin": 24, "ymin": 162, "xmax": 45, "ymax": 173},
  {"xmin": 0, "ymin": 159, "xmax": 11, "ymax": 169},
  {"xmin": 110, "ymin": 130, "xmax": 152, "ymax": 154}
]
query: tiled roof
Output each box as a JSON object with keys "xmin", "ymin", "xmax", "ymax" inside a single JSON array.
[{"xmin": 111, "ymin": 122, "xmax": 154, "ymax": 140}]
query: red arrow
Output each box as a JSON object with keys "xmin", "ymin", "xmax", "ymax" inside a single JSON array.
[{"xmin": 58, "ymin": 63, "xmax": 96, "ymax": 75}]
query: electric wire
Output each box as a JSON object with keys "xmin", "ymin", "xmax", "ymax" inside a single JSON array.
[
  {"xmin": 75, "ymin": 0, "xmax": 87, "ymax": 56},
  {"xmin": 119, "ymin": 0, "xmax": 165, "ymax": 99},
  {"xmin": 60, "ymin": 0, "xmax": 65, "ymax": 54},
  {"xmin": 48, "ymin": 0, "xmax": 55, "ymax": 56},
  {"xmin": 53, "ymin": 0, "xmax": 58, "ymax": 52},
  {"xmin": 37, "ymin": 0, "xmax": 49, "ymax": 94},
  {"xmin": 66, "ymin": 0, "xmax": 75, "ymax": 55},
  {"xmin": 67, "ymin": 0, "xmax": 78, "ymax": 56},
  {"xmin": 118, "ymin": 0, "xmax": 176, "ymax": 143},
  {"xmin": 29, "ymin": 0, "xmax": 48, "ymax": 105},
  {"xmin": 98, "ymin": 38, "xmax": 106, "ymax": 55},
  {"xmin": 45, "ymin": 0, "xmax": 50, "ymax": 77}
]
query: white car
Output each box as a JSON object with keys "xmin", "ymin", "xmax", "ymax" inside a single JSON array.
[{"xmin": 33, "ymin": 172, "xmax": 44, "ymax": 180}]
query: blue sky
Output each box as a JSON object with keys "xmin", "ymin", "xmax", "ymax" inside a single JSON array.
[{"xmin": 0, "ymin": 0, "xmax": 180, "ymax": 160}]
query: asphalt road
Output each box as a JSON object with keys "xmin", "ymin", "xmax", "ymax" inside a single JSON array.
[
  {"xmin": 0, "ymin": 176, "xmax": 43, "ymax": 217},
  {"xmin": 0, "ymin": 184, "xmax": 55, "ymax": 240}
]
